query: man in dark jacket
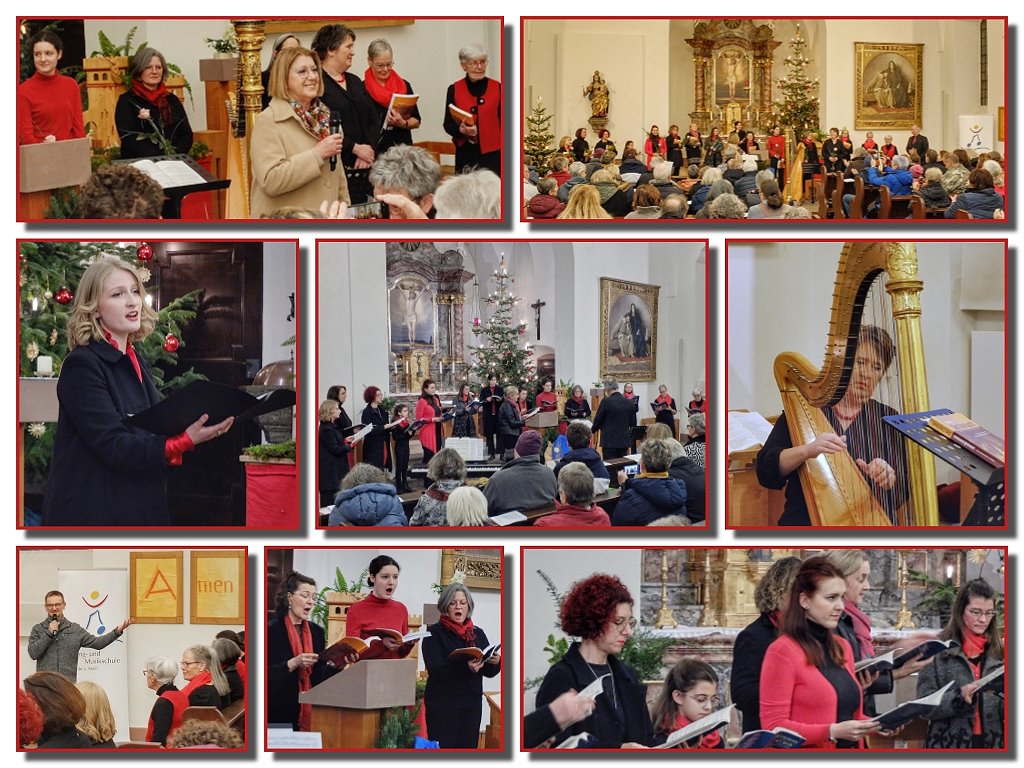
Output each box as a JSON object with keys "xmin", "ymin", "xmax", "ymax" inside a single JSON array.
[
  {"xmin": 553, "ymin": 421, "xmax": 610, "ymax": 495},
  {"xmin": 611, "ymin": 439, "xmax": 688, "ymax": 525},
  {"xmin": 905, "ymin": 125, "xmax": 929, "ymax": 159},
  {"xmin": 666, "ymin": 441, "xmax": 706, "ymax": 523},
  {"xmin": 28, "ymin": 590, "xmax": 132, "ymax": 682},
  {"xmin": 483, "ymin": 431, "xmax": 557, "ymax": 516},
  {"xmin": 617, "ymin": 147, "xmax": 649, "ymax": 179},
  {"xmin": 591, "ymin": 380, "xmax": 634, "ymax": 460}
]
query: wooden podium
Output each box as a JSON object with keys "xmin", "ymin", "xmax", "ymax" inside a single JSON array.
[
  {"xmin": 298, "ymin": 659, "xmax": 416, "ymax": 749},
  {"xmin": 524, "ymin": 411, "xmax": 558, "ymax": 431},
  {"xmin": 18, "ymin": 138, "xmax": 92, "ymax": 220}
]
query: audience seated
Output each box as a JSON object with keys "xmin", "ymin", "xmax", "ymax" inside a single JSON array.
[
  {"xmin": 446, "ymin": 485, "xmax": 493, "ymax": 526},
  {"xmin": 483, "ymin": 431, "xmax": 557, "ymax": 517},
  {"xmin": 19, "ymin": 688, "xmax": 45, "ymax": 748},
  {"xmin": 534, "ymin": 462, "xmax": 611, "ymax": 528},
  {"xmin": 527, "ymin": 178, "xmax": 565, "ymax": 218},
  {"xmin": 982, "ymin": 159, "xmax": 1005, "ymax": 198},
  {"xmin": 665, "ymin": 438, "xmax": 706, "ymax": 524},
  {"xmin": 553, "ymin": 421, "xmax": 610, "ymax": 495},
  {"xmin": 328, "ymin": 463, "xmax": 407, "ymax": 526},
  {"xmin": 915, "ymin": 166, "xmax": 951, "ymax": 208},
  {"xmin": 557, "ymin": 161, "xmax": 588, "ymax": 202},
  {"xmin": 75, "ymin": 681, "xmax": 117, "ymax": 747},
  {"xmin": 369, "ymin": 144, "xmax": 440, "ymax": 218},
  {"xmin": 624, "ymin": 184, "xmax": 662, "ymax": 219},
  {"xmin": 211, "ymin": 638, "xmax": 245, "ymax": 703},
  {"xmin": 433, "ymin": 169, "xmax": 501, "ymax": 218},
  {"xmin": 585, "ymin": 149, "xmax": 615, "ymax": 179},
  {"xmin": 649, "ymin": 160, "xmax": 680, "ymax": 200},
  {"xmin": 546, "ymin": 156, "xmax": 571, "ymax": 188},
  {"xmin": 660, "ymin": 194, "xmax": 687, "ymax": 218},
  {"xmin": 618, "ymin": 147, "xmax": 649, "ymax": 180},
  {"xmin": 410, "ymin": 448, "xmax": 467, "ymax": 526},
  {"xmin": 589, "ymin": 169, "xmax": 633, "ymax": 217},
  {"xmin": 733, "ymin": 158, "xmax": 759, "ymax": 198},
  {"xmin": 945, "ymin": 168, "xmax": 1003, "ymax": 219},
  {"xmin": 687, "ymin": 167, "xmax": 721, "ymax": 216},
  {"xmin": 23, "ymin": 672, "xmax": 92, "ymax": 749},
  {"xmin": 81, "ymin": 164, "xmax": 165, "ymax": 219},
  {"xmin": 941, "ymin": 150, "xmax": 971, "ymax": 196},
  {"xmin": 168, "ymin": 720, "xmax": 243, "ymax": 749},
  {"xmin": 612, "ymin": 439, "xmax": 688, "ymax": 526},
  {"xmin": 523, "ymin": 163, "xmax": 539, "ymax": 202},
  {"xmin": 707, "ymin": 192, "xmax": 747, "ymax": 219},
  {"xmin": 694, "ymin": 179, "xmax": 734, "ymax": 218}
]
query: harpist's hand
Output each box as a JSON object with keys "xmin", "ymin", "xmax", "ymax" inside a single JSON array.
[
  {"xmin": 856, "ymin": 457, "xmax": 896, "ymax": 489},
  {"xmin": 806, "ymin": 433, "xmax": 847, "ymax": 458},
  {"xmin": 187, "ymin": 414, "xmax": 235, "ymax": 446}
]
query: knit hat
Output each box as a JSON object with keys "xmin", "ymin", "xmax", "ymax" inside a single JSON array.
[
  {"xmin": 910, "ymin": 164, "xmax": 924, "ymax": 180},
  {"xmin": 515, "ymin": 431, "xmax": 542, "ymax": 456}
]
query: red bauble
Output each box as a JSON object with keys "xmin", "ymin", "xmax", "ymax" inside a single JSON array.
[
  {"xmin": 163, "ymin": 333, "xmax": 180, "ymax": 352},
  {"xmin": 54, "ymin": 286, "xmax": 73, "ymax": 305},
  {"xmin": 137, "ymin": 242, "xmax": 154, "ymax": 261}
]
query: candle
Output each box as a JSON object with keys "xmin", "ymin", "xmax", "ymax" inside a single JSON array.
[
  {"xmin": 945, "ymin": 563, "xmax": 954, "ymax": 584},
  {"xmin": 36, "ymin": 356, "xmax": 53, "ymax": 375},
  {"xmin": 405, "ymin": 360, "xmax": 410, "ymax": 374}
]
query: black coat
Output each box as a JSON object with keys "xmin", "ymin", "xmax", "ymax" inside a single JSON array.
[
  {"xmin": 422, "ymin": 621, "xmax": 500, "ymax": 747},
  {"xmin": 319, "ymin": 420, "xmax": 350, "ymax": 496},
  {"xmin": 36, "ymin": 726, "xmax": 94, "ymax": 749},
  {"xmin": 536, "ymin": 642, "xmax": 653, "ymax": 748},
  {"xmin": 730, "ymin": 612, "xmax": 777, "ymax": 732},
  {"xmin": 361, "ymin": 404, "xmax": 392, "ymax": 471},
  {"xmin": 266, "ymin": 616, "xmax": 334, "ymax": 729},
  {"xmin": 668, "ymin": 454, "xmax": 706, "ymax": 523},
  {"xmin": 592, "ymin": 392, "xmax": 634, "ymax": 450},
  {"xmin": 188, "ymin": 683, "xmax": 229, "ymax": 709},
  {"xmin": 43, "ymin": 340, "xmax": 169, "ymax": 526},
  {"xmin": 115, "ymin": 91, "xmax": 193, "ymax": 158},
  {"xmin": 319, "ymin": 72, "xmax": 377, "ymax": 169},
  {"xmin": 497, "ymin": 400, "xmax": 524, "ymax": 439}
]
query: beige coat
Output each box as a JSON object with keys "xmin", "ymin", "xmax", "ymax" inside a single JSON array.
[{"xmin": 249, "ymin": 98, "xmax": 350, "ymax": 217}]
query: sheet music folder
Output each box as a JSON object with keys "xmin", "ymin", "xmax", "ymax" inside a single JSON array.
[
  {"xmin": 882, "ymin": 409, "xmax": 1003, "ymax": 487},
  {"xmin": 126, "ymin": 380, "xmax": 296, "ymax": 436}
]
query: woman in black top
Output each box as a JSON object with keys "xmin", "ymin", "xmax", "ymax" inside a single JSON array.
[
  {"xmin": 143, "ymin": 656, "xmax": 180, "ymax": 745},
  {"xmin": 623, "ymin": 382, "xmax": 639, "ymax": 453},
  {"xmin": 319, "ymin": 399, "xmax": 351, "ymax": 507},
  {"xmin": 212, "ymin": 637, "xmax": 246, "ymax": 703},
  {"xmin": 452, "ymin": 382, "xmax": 477, "ymax": 438},
  {"xmin": 115, "ymin": 47, "xmax": 193, "ymax": 159},
  {"xmin": 665, "ymin": 125, "xmax": 684, "ymax": 175},
  {"xmin": 822, "ymin": 128, "xmax": 849, "ymax": 173},
  {"xmin": 497, "ymin": 386, "xmax": 525, "ymax": 461},
  {"xmin": 22, "ymin": 672, "xmax": 93, "ymax": 749},
  {"xmin": 361, "ymin": 385, "xmax": 394, "ymax": 472},
  {"xmin": 422, "ymin": 583, "xmax": 501, "ymax": 748},
  {"xmin": 571, "ymin": 127, "xmax": 590, "ymax": 162},
  {"xmin": 180, "ymin": 645, "xmax": 232, "ymax": 709},
  {"xmin": 261, "ymin": 33, "xmax": 300, "ymax": 110},
  {"xmin": 391, "ymin": 403, "xmax": 413, "ymax": 493},
  {"xmin": 479, "ymin": 374, "xmax": 501, "ymax": 459}
]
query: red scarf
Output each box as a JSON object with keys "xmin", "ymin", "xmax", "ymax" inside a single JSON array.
[
  {"xmin": 285, "ymin": 619, "xmax": 315, "ymax": 731},
  {"xmin": 664, "ymin": 711, "xmax": 721, "ymax": 749},
  {"xmin": 440, "ymin": 615, "xmax": 476, "ymax": 645},
  {"xmin": 181, "ymin": 670, "xmax": 214, "ymax": 698},
  {"xmin": 363, "ymin": 68, "xmax": 409, "ymax": 109},
  {"xmin": 843, "ymin": 599, "xmax": 875, "ymax": 659},
  {"xmin": 656, "ymin": 393, "xmax": 673, "ymax": 405},
  {"xmin": 103, "ymin": 330, "xmax": 142, "ymax": 382},
  {"xmin": 960, "ymin": 629, "xmax": 989, "ymax": 736},
  {"xmin": 131, "ymin": 79, "xmax": 174, "ymax": 125}
]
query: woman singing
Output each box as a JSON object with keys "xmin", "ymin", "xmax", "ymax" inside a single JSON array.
[
  {"xmin": 415, "ymin": 378, "xmax": 445, "ymax": 467},
  {"xmin": 41, "ymin": 258, "xmax": 232, "ymax": 527},
  {"xmin": 644, "ymin": 126, "xmax": 667, "ymax": 169},
  {"xmin": 564, "ymin": 385, "xmax": 591, "ymax": 421},
  {"xmin": 345, "ymin": 555, "xmax": 416, "ymax": 661},
  {"xmin": 319, "ymin": 399, "xmax": 351, "ymax": 507},
  {"xmin": 452, "ymin": 382, "xmax": 477, "ymax": 438},
  {"xmin": 535, "ymin": 379, "xmax": 558, "ymax": 413},
  {"xmin": 422, "ymin": 583, "xmax": 501, "ymax": 748},
  {"xmin": 571, "ymin": 127, "xmax": 590, "ymax": 162},
  {"xmin": 536, "ymin": 574, "xmax": 653, "ymax": 748},
  {"xmin": 361, "ymin": 385, "xmax": 395, "ymax": 472},
  {"xmin": 916, "ymin": 579, "xmax": 1004, "ymax": 748},
  {"xmin": 665, "ymin": 125, "xmax": 684, "ymax": 175},
  {"xmin": 444, "ymin": 44, "xmax": 502, "ymax": 176},
  {"xmin": 767, "ymin": 124, "xmax": 786, "ymax": 184},
  {"xmin": 267, "ymin": 571, "xmax": 336, "ymax": 731},
  {"xmin": 759, "ymin": 557, "xmax": 882, "ymax": 749},
  {"xmin": 653, "ymin": 384, "xmax": 678, "ymax": 439},
  {"xmin": 651, "ymin": 660, "xmax": 725, "ymax": 749},
  {"xmin": 479, "ymin": 373, "xmax": 501, "ymax": 460},
  {"xmin": 18, "ymin": 30, "xmax": 85, "ymax": 145}
]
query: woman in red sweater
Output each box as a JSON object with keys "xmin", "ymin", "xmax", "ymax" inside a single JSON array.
[
  {"xmin": 345, "ymin": 555, "xmax": 416, "ymax": 661},
  {"xmin": 759, "ymin": 557, "xmax": 882, "ymax": 749},
  {"xmin": 17, "ymin": 30, "xmax": 85, "ymax": 145},
  {"xmin": 415, "ymin": 378, "xmax": 445, "ymax": 467}
]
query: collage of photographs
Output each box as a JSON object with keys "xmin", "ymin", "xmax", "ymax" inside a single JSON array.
[{"xmin": 10, "ymin": 13, "xmax": 1012, "ymax": 763}]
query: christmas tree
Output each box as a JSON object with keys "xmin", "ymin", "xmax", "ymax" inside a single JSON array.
[
  {"xmin": 19, "ymin": 241, "xmax": 204, "ymax": 486},
  {"xmin": 467, "ymin": 255, "xmax": 537, "ymax": 393},
  {"xmin": 770, "ymin": 25, "xmax": 821, "ymax": 136},
  {"xmin": 524, "ymin": 97, "xmax": 558, "ymax": 175}
]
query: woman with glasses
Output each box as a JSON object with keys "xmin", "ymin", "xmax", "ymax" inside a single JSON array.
[
  {"xmin": 760, "ymin": 557, "xmax": 883, "ymax": 749},
  {"xmin": 115, "ymin": 47, "xmax": 193, "ymax": 159},
  {"xmin": 249, "ymin": 45, "xmax": 349, "ymax": 217},
  {"xmin": 443, "ymin": 44, "xmax": 502, "ymax": 177},
  {"xmin": 651, "ymin": 659, "xmax": 725, "ymax": 748},
  {"xmin": 916, "ymin": 579, "xmax": 1004, "ymax": 748},
  {"xmin": 535, "ymin": 574, "xmax": 653, "ymax": 748},
  {"xmin": 179, "ymin": 644, "xmax": 231, "ymax": 709},
  {"xmin": 267, "ymin": 570, "xmax": 336, "ymax": 731},
  {"xmin": 363, "ymin": 39, "xmax": 420, "ymax": 155},
  {"xmin": 142, "ymin": 656, "xmax": 181, "ymax": 746},
  {"xmin": 422, "ymin": 583, "xmax": 501, "ymax": 748}
]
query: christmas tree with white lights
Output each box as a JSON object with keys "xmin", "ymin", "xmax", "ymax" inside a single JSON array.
[{"xmin": 468, "ymin": 255, "xmax": 536, "ymax": 392}]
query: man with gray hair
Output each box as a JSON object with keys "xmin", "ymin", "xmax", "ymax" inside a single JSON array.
[
  {"xmin": 534, "ymin": 462, "xmax": 611, "ymax": 528},
  {"xmin": 558, "ymin": 161, "xmax": 588, "ymax": 202},
  {"xmin": 734, "ymin": 157, "xmax": 759, "ymax": 198},
  {"xmin": 591, "ymin": 379, "xmax": 633, "ymax": 460},
  {"xmin": 612, "ymin": 439, "xmax": 688, "ymax": 526},
  {"xmin": 650, "ymin": 160, "xmax": 681, "ymax": 201},
  {"xmin": 369, "ymin": 144, "xmax": 441, "ymax": 218},
  {"xmin": 660, "ymin": 194, "xmax": 688, "ymax": 218},
  {"xmin": 376, "ymin": 168, "xmax": 501, "ymax": 219}
]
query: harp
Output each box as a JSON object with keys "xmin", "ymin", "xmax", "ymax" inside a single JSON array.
[{"xmin": 772, "ymin": 242, "xmax": 939, "ymax": 526}]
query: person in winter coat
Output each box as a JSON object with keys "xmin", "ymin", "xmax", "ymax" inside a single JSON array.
[
  {"xmin": 483, "ymin": 431, "xmax": 556, "ymax": 516},
  {"xmin": 410, "ymin": 448, "xmax": 466, "ymax": 526},
  {"xmin": 917, "ymin": 578, "xmax": 1004, "ymax": 748},
  {"xmin": 914, "ymin": 166, "xmax": 952, "ymax": 209},
  {"xmin": 497, "ymin": 386, "xmax": 525, "ymax": 460},
  {"xmin": 612, "ymin": 439, "xmax": 688, "ymax": 526},
  {"xmin": 589, "ymin": 170, "xmax": 633, "ymax": 217},
  {"xmin": 328, "ymin": 463, "xmax": 407, "ymax": 526},
  {"xmin": 553, "ymin": 421, "xmax": 610, "ymax": 495},
  {"xmin": 534, "ymin": 461, "xmax": 610, "ymax": 528},
  {"xmin": 526, "ymin": 178, "xmax": 565, "ymax": 218},
  {"xmin": 944, "ymin": 168, "xmax": 1004, "ymax": 219},
  {"xmin": 557, "ymin": 162, "xmax": 589, "ymax": 202},
  {"xmin": 319, "ymin": 399, "xmax": 352, "ymax": 507}
]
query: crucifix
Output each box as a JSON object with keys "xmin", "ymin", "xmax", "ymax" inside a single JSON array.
[{"xmin": 530, "ymin": 299, "xmax": 546, "ymax": 341}]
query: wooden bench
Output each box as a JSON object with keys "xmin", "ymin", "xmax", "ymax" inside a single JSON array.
[
  {"xmin": 909, "ymin": 196, "xmax": 949, "ymax": 219},
  {"xmin": 816, "ymin": 172, "xmax": 844, "ymax": 218}
]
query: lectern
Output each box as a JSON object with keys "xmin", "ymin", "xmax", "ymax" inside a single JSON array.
[
  {"xmin": 298, "ymin": 659, "xmax": 417, "ymax": 749},
  {"xmin": 524, "ymin": 411, "xmax": 558, "ymax": 430},
  {"xmin": 18, "ymin": 138, "xmax": 92, "ymax": 220}
]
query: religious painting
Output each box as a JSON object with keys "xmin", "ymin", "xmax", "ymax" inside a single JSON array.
[
  {"xmin": 599, "ymin": 277, "xmax": 659, "ymax": 381},
  {"xmin": 855, "ymin": 42, "xmax": 923, "ymax": 130},
  {"xmin": 388, "ymin": 274, "xmax": 436, "ymax": 352},
  {"xmin": 130, "ymin": 551, "xmax": 183, "ymax": 624},
  {"xmin": 190, "ymin": 549, "xmax": 245, "ymax": 624},
  {"xmin": 440, "ymin": 548, "xmax": 502, "ymax": 592},
  {"xmin": 714, "ymin": 47, "xmax": 751, "ymax": 106}
]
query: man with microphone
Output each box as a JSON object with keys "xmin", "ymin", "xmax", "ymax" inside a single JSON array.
[{"xmin": 27, "ymin": 590, "xmax": 133, "ymax": 682}]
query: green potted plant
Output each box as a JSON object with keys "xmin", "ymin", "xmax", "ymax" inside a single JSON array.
[
  {"xmin": 204, "ymin": 27, "xmax": 238, "ymax": 57},
  {"xmin": 239, "ymin": 440, "xmax": 296, "ymax": 528},
  {"xmin": 310, "ymin": 566, "xmax": 368, "ymax": 634}
]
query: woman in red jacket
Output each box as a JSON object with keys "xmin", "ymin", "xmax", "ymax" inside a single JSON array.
[
  {"xmin": 759, "ymin": 557, "xmax": 882, "ymax": 749},
  {"xmin": 415, "ymin": 378, "xmax": 445, "ymax": 468},
  {"xmin": 643, "ymin": 126, "xmax": 668, "ymax": 169},
  {"xmin": 345, "ymin": 555, "xmax": 417, "ymax": 661}
]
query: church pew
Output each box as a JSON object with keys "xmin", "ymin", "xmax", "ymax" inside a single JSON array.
[
  {"xmin": 831, "ymin": 180, "xmax": 847, "ymax": 219},
  {"xmin": 816, "ymin": 172, "xmax": 843, "ymax": 219},
  {"xmin": 909, "ymin": 195, "xmax": 949, "ymax": 219}
]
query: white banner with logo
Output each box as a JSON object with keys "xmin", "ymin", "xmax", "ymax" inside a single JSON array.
[{"xmin": 58, "ymin": 569, "xmax": 130, "ymax": 743}]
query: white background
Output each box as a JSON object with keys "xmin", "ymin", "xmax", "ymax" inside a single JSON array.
[{"xmin": 5, "ymin": 7, "xmax": 1020, "ymax": 764}]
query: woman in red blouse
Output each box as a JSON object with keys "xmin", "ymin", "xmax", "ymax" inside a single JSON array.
[
  {"xmin": 535, "ymin": 379, "xmax": 558, "ymax": 413},
  {"xmin": 345, "ymin": 555, "xmax": 415, "ymax": 661},
  {"xmin": 17, "ymin": 30, "xmax": 85, "ymax": 145},
  {"xmin": 759, "ymin": 557, "xmax": 882, "ymax": 749},
  {"xmin": 415, "ymin": 378, "xmax": 445, "ymax": 466}
]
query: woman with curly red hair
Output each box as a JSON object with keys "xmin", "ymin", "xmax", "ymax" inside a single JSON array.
[
  {"xmin": 535, "ymin": 574, "xmax": 653, "ymax": 748},
  {"xmin": 360, "ymin": 385, "xmax": 395, "ymax": 471}
]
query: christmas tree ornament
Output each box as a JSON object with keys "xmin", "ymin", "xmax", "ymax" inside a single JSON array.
[
  {"xmin": 44, "ymin": 289, "xmax": 53, "ymax": 300},
  {"xmin": 26, "ymin": 341, "xmax": 40, "ymax": 360},
  {"xmin": 55, "ymin": 286, "xmax": 73, "ymax": 305},
  {"xmin": 137, "ymin": 242, "xmax": 154, "ymax": 262},
  {"xmin": 163, "ymin": 333, "xmax": 180, "ymax": 352}
]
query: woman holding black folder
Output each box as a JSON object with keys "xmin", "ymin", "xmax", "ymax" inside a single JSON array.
[
  {"xmin": 42, "ymin": 258, "xmax": 233, "ymax": 527},
  {"xmin": 422, "ymin": 583, "xmax": 501, "ymax": 748},
  {"xmin": 416, "ymin": 379, "xmax": 446, "ymax": 468},
  {"xmin": 360, "ymin": 386, "xmax": 394, "ymax": 471},
  {"xmin": 653, "ymin": 384, "xmax": 678, "ymax": 439},
  {"xmin": 916, "ymin": 579, "xmax": 1004, "ymax": 748}
]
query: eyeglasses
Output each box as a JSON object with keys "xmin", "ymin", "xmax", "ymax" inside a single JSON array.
[
  {"xmin": 370, "ymin": 60, "xmax": 393, "ymax": 71},
  {"xmin": 45, "ymin": 603, "xmax": 64, "ymax": 610},
  {"xmin": 464, "ymin": 59, "xmax": 488, "ymax": 68},
  {"xmin": 180, "ymin": 661, "xmax": 202, "ymax": 669},
  {"xmin": 142, "ymin": 670, "xmax": 154, "ymax": 677},
  {"xmin": 292, "ymin": 67, "xmax": 320, "ymax": 79},
  {"xmin": 966, "ymin": 609, "xmax": 998, "ymax": 619},
  {"xmin": 292, "ymin": 591, "xmax": 316, "ymax": 601},
  {"xmin": 612, "ymin": 617, "xmax": 638, "ymax": 632},
  {"xmin": 686, "ymin": 694, "xmax": 721, "ymax": 706}
]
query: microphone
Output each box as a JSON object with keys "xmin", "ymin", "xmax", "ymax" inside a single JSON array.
[{"xmin": 329, "ymin": 112, "xmax": 342, "ymax": 171}]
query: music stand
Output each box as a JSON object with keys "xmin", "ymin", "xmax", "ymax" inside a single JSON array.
[{"xmin": 112, "ymin": 154, "xmax": 230, "ymax": 219}]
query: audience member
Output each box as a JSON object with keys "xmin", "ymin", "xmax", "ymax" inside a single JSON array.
[
  {"xmin": 915, "ymin": 166, "xmax": 951, "ymax": 209},
  {"xmin": 941, "ymin": 151, "xmax": 971, "ymax": 196},
  {"xmin": 212, "ymin": 638, "xmax": 245, "ymax": 703},
  {"xmin": 18, "ymin": 688, "xmax": 45, "ymax": 747},
  {"xmin": 660, "ymin": 194, "xmax": 687, "ymax": 218},
  {"xmin": 683, "ymin": 412, "xmax": 707, "ymax": 469},
  {"xmin": 589, "ymin": 169, "xmax": 632, "ymax": 217},
  {"xmin": 143, "ymin": 655, "xmax": 181, "ymax": 746},
  {"xmin": 75, "ymin": 681, "xmax": 117, "ymax": 747},
  {"xmin": 168, "ymin": 719, "xmax": 243, "ymax": 749},
  {"xmin": 446, "ymin": 485, "xmax": 493, "ymax": 526},
  {"xmin": 328, "ymin": 463, "xmax": 407, "ymax": 526},
  {"xmin": 612, "ymin": 439, "xmax": 688, "ymax": 526},
  {"xmin": 557, "ymin": 183, "xmax": 611, "ymax": 219},
  {"xmin": 557, "ymin": 161, "xmax": 588, "ymax": 202},
  {"xmin": 534, "ymin": 462, "xmax": 611, "ymax": 528},
  {"xmin": 410, "ymin": 447, "xmax": 467, "ymax": 526},
  {"xmin": 687, "ymin": 167, "xmax": 721, "ymax": 216},
  {"xmin": 746, "ymin": 178, "xmax": 792, "ymax": 219},
  {"xmin": 546, "ymin": 156, "xmax": 571, "ymax": 187},
  {"xmin": 707, "ymin": 192, "xmax": 747, "ymax": 219},
  {"xmin": 369, "ymin": 144, "xmax": 440, "ymax": 218},
  {"xmin": 527, "ymin": 178, "xmax": 565, "ymax": 218},
  {"xmin": 624, "ymin": 184, "xmax": 662, "ymax": 219},
  {"xmin": 80, "ymin": 164, "xmax": 165, "ymax": 219},
  {"xmin": 483, "ymin": 431, "xmax": 557, "ymax": 516},
  {"xmin": 945, "ymin": 168, "xmax": 1003, "ymax": 219},
  {"xmin": 553, "ymin": 421, "xmax": 611, "ymax": 494},
  {"xmin": 523, "ymin": 163, "xmax": 539, "ymax": 202},
  {"xmin": 22, "ymin": 672, "xmax": 92, "ymax": 748}
]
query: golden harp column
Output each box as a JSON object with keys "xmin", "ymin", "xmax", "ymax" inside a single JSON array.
[{"xmin": 885, "ymin": 243, "xmax": 939, "ymax": 527}]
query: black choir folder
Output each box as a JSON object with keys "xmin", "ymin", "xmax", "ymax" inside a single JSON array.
[{"xmin": 126, "ymin": 380, "xmax": 296, "ymax": 436}]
